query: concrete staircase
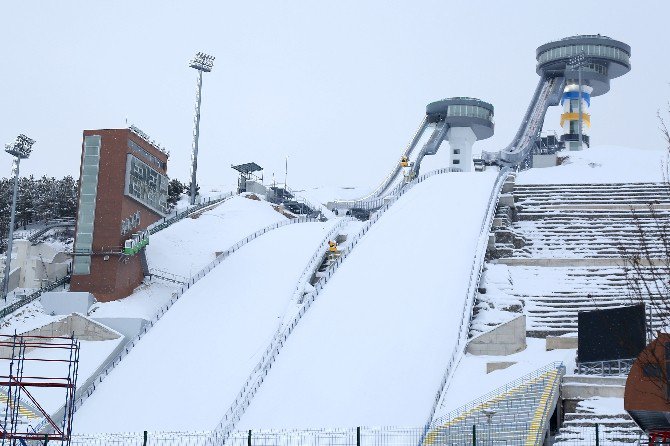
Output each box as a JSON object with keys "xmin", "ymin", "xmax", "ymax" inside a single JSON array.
[
  {"xmin": 554, "ymin": 388, "xmax": 642, "ymax": 444},
  {"xmin": 481, "ymin": 182, "xmax": 669, "ymax": 337},
  {"xmin": 426, "ymin": 364, "xmax": 563, "ymax": 445}
]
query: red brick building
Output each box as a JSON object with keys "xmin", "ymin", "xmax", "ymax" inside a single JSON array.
[{"xmin": 70, "ymin": 127, "xmax": 169, "ymax": 302}]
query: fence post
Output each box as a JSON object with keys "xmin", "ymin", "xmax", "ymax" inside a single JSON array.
[
  {"xmin": 143, "ymin": 430, "xmax": 148, "ymax": 446},
  {"xmin": 595, "ymin": 423, "xmax": 599, "ymax": 446},
  {"xmin": 472, "ymin": 425, "xmax": 476, "ymax": 445},
  {"xmin": 248, "ymin": 429, "xmax": 252, "ymax": 446},
  {"xmin": 43, "ymin": 434, "xmax": 49, "ymax": 445},
  {"xmin": 357, "ymin": 426, "xmax": 361, "ymax": 446}
]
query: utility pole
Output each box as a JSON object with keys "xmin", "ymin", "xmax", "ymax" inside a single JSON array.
[
  {"xmin": 188, "ymin": 52, "xmax": 215, "ymax": 205},
  {"xmin": 2, "ymin": 134, "xmax": 35, "ymax": 301},
  {"xmin": 569, "ymin": 52, "xmax": 588, "ymax": 150}
]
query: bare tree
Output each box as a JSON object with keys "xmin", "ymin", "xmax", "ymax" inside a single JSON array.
[{"xmin": 619, "ymin": 102, "xmax": 670, "ymax": 396}]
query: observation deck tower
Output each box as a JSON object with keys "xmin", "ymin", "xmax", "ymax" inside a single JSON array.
[
  {"xmin": 536, "ymin": 35, "xmax": 631, "ymax": 150},
  {"xmin": 424, "ymin": 97, "xmax": 494, "ymax": 172}
]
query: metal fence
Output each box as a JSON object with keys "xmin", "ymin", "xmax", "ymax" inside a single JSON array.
[
  {"xmin": 0, "ymin": 274, "xmax": 70, "ymax": 319},
  {"xmin": 576, "ymin": 358, "xmax": 635, "ymax": 376},
  {"xmin": 148, "ymin": 193, "xmax": 235, "ymax": 235},
  {"xmin": 67, "ymin": 424, "xmax": 647, "ymax": 446}
]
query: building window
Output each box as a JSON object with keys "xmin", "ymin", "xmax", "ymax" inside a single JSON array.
[
  {"xmin": 453, "ymin": 159, "xmax": 460, "ymax": 164},
  {"xmin": 125, "ymin": 154, "xmax": 169, "ymax": 215},
  {"xmin": 128, "ymin": 139, "xmax": 166, "ymax": 171},
  {"xmin": 73, "ymin": 135, "xmax": 101, "ymax": 275},
  {"xmin": 453, "ymin": 149, "xmax": 460, "ymax": 155}
]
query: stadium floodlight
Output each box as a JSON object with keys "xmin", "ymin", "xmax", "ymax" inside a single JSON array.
[
  {"xmin": 4, "ymin": 134, "xmax": 35, "ymax": 159},
  {"xmin": 188, "ymin": 51, "xmax": 215, "ymax": 205},
  {"xmin": 569, "ymin": 52, "xmax": 589, "ymax": 150},
  {"xmin": 189, "ymin": 52, "xmax": 215, "ymax": 73},
  {"xmin": 2, "ymin": 134, "xmax": 35, "ymax": 301}
]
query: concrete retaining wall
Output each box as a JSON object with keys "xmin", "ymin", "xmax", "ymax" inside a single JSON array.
[{"xmin": 467, "ymin": 315, "xmax": 526, "ymax": 356}]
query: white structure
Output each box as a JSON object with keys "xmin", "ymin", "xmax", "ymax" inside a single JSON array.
[
  {"xmin": 41, "ymin": 291, "xmax": 96, "ymax": 316},
  {"xmin": 447, "ymin": 126, "xmax": 477, "ymax": 172},
  {"xmin": 0, "ymin": 240, "xmax": 70, "ymax": 293}
]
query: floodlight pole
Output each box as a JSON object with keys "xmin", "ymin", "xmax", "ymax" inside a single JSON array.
[
  {"xmin": 190, "ymin": 69, "xmax": 204, "ymax": 205},
  {"xmin": 188, "ymin": 52, "xmax": 214, "ymax": 206},
  {"xmin": 2, "ymin": 158, "xmax": 21, "ymax": 301},
  {"xmin": 577, "ymin": 59, "xmax": 583, "ymax": 150},
  {"xmin": 570, "ymin": 52, "xmax": 587, "ymax": 150},
  {"xmin": 2, "ymin": 135, "xmax": 34, "ymax": 302}
]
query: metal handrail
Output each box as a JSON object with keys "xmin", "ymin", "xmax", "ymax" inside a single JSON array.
[
  {"xmin": 331, "ymin": 117, "xmax": 429, "ymax": 209},
  {"xmin": 53, "ymin": 216, "xmax": 318, "ymax": 435},
  {"xmin": 147, "ymin": 192, "xmax": 235, "ymax": 235},
  {"xmin": 210, "ymin": 167, "xmax": 469, "ymax": 444},
  {"xmin": 423, "ymin": 167, "xmax": 511, "ymax": 434},
  {"xmin": 430, "ymin": 362, "xmax": 563, "ymax": 428}
]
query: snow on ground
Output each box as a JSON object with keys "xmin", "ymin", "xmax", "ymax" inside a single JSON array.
[
  {"xmin": 87, "ymin": 196, "xmax": 289, "ymax": 320},
  {"xmin": 576, "ymin": 396, "xmax": 625, "ymax": 416},
  {"xmin": 147, "ymin": 195, "xmax": 287, "ymax": 278},
  {"xmin": 438, "ymin": 338, "xmax": 575, "ymax": 415},
  {"xmin": 0, "ymin": 301, "xmax": 62, "ymax": 335},
  {"xmin": 74, "ymin": 219, "xmax": 337, "ymax": 433},
  {"xmin": 0, "ymin": 338, "xmax": 123, "ymax": 414},
  {"xmin": 238, "ymin": 171, "xmax": 498, "ymax": 429},
  {"xmin": 517, "ymin": 145, "xmax": 667, "ymax": 184},
  {"xmin": 88, "ymin": 281, "xmax": 180, "ymax": 320}
]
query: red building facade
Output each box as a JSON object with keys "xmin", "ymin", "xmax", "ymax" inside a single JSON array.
[{"xmin": 70, "ymin": 127, "xmax": 169, "ymax": 302}]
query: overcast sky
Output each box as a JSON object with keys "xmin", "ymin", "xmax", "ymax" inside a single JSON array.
[{"xmin": 1, "ymin": 1, "xmax": 668, "ymax": 192}]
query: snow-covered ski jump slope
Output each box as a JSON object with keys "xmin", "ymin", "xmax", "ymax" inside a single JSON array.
[
  {"xmin": 238, "ymin": 171, "xmax": 498, "ymax": 429},
  {"xmin": 75, "ymin": 218, "xmax": 337, "ymax": 433}
]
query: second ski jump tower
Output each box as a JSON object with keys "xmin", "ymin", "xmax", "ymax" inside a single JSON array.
[
  {"xmin": 329, "ymin": 97, "xmax": 493, "ymax": 211},
  {"xmin": 492, "ymin": 34, "xmax": 631, "ymax": 164}
]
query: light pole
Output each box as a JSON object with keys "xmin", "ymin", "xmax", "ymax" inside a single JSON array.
[
  {"xmin": 482, "ymin": 408, "xmax": 496, "ymax": 446},
  {"xmin": 2, "ymin": 134, "xmax": 35, "ymax": 301},
  {"xmin": 569, "ymin": 52, "xmax": 589, "ymax": 150},
  {"xmin": 188, "ymin": 51, "xmax": 215, "ymax": 205}
]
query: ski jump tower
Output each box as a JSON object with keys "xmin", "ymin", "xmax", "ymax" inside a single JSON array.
[
  {"xmin": 536, "ymin": 35, "xmax": 631, "ymax": 151},
  {"xmin": 488, "ymin": 34, "xmax": 631, "ymax": 166},
  {"xmin": 422, "ymin": 97, "xmax": 494, "ymax": 173}
]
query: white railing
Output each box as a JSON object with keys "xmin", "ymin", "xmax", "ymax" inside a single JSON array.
[
  {"xmin": 147, "ymin": 192, "xmax": 236, "ymax": 235},
  {"xmin": 38, "ymin": 216, "xmax": 318, "ymax": 434},
  {"xmin": 425, "ymin": 168, "xmax": 511, "ymax": 430},
  {"xmin": 330, "ymin": 117, "xmax": 429, "ymax": 209},
  {"xmin": 211, "ymin": 167, "xmax": 464, "ymax": 444},
  {"xmin": 429, "ymin": 362, "xmax": 563, "ymax": 428}
]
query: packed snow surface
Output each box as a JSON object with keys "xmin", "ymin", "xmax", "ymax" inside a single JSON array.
[
  {"xmin": 147, "ymin": 195, "xmax": 286, "ymax": 278},
  {"xmin": 89, "ymin": 196, "xmax": 288, "ymax": 320},
  {"xmin": 517, "ymin": 145, "xmax": 667, "ymax": 184},
  {"xmin": 238, "ymin": 171, "xmax": 498, "ymax": 429},
  {"xmin": 75, "ymin": 220, "xmax": 336, "ymax": 433}
]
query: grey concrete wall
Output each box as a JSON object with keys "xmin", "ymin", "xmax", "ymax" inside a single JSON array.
[
  {"xmin": 0, "ymin": 313, "xmax": 122, "ymax": 357},
  {"xmin": 92, "ymin": 317, "xmax": 148, "ymax": 339},
  {"xmin": 487, "ymin": 361, "xmax": 516, "ymax": 373},
  {"xmin": 562, "ymin": 375, "xmax": 625, "ymax": 399},
  {"xmin": 546, "ymin": 336, "xmax": 578, "ymax": 351},
  {"xmin": 41, "ymin": 291, "xmax": 96, "ymax": 315},
  {"xmin": 467, "ymin": 315, "xmax": 527, "ymax": 356},
  {"xmin": 532, "ymin": 154, "xmax": 558, "ymax": 168}
]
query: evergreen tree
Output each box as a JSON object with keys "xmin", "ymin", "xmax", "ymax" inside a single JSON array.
[{"xmin": 167, "ymin": 178, "xmax": 185, "ymax": 209}]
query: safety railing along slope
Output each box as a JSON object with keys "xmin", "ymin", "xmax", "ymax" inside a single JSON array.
[
  {"xmin": 37, "ymin": 215, "xmax": 319, "ymax": 434},
  {"xmin": 425, "ymin": 362, "xmax": 564, "ymax": 445},
  {"xmin": 210, "ymin": 166, "xmax": 474, "ymax": 444},
  {"xmin": 330, "ymin": 117, "xmax": 429, "ymax": 210},
  {"xmin": 419, "ymin": 168, "xmax": 511, "ymax": 440},
  {"xmin": 0, "ymin": 193, "xmax": 235, "ymax": 324}
]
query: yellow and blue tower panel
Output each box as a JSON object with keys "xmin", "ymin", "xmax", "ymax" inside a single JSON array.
[{"xmin": 560, "ymin": 83, "xmax": 593, "ymax": 150}]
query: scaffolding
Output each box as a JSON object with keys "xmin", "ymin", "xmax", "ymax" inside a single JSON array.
[{"xmin": 0, "ymin": 332, "xmax": 80, "ymax": 445}]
